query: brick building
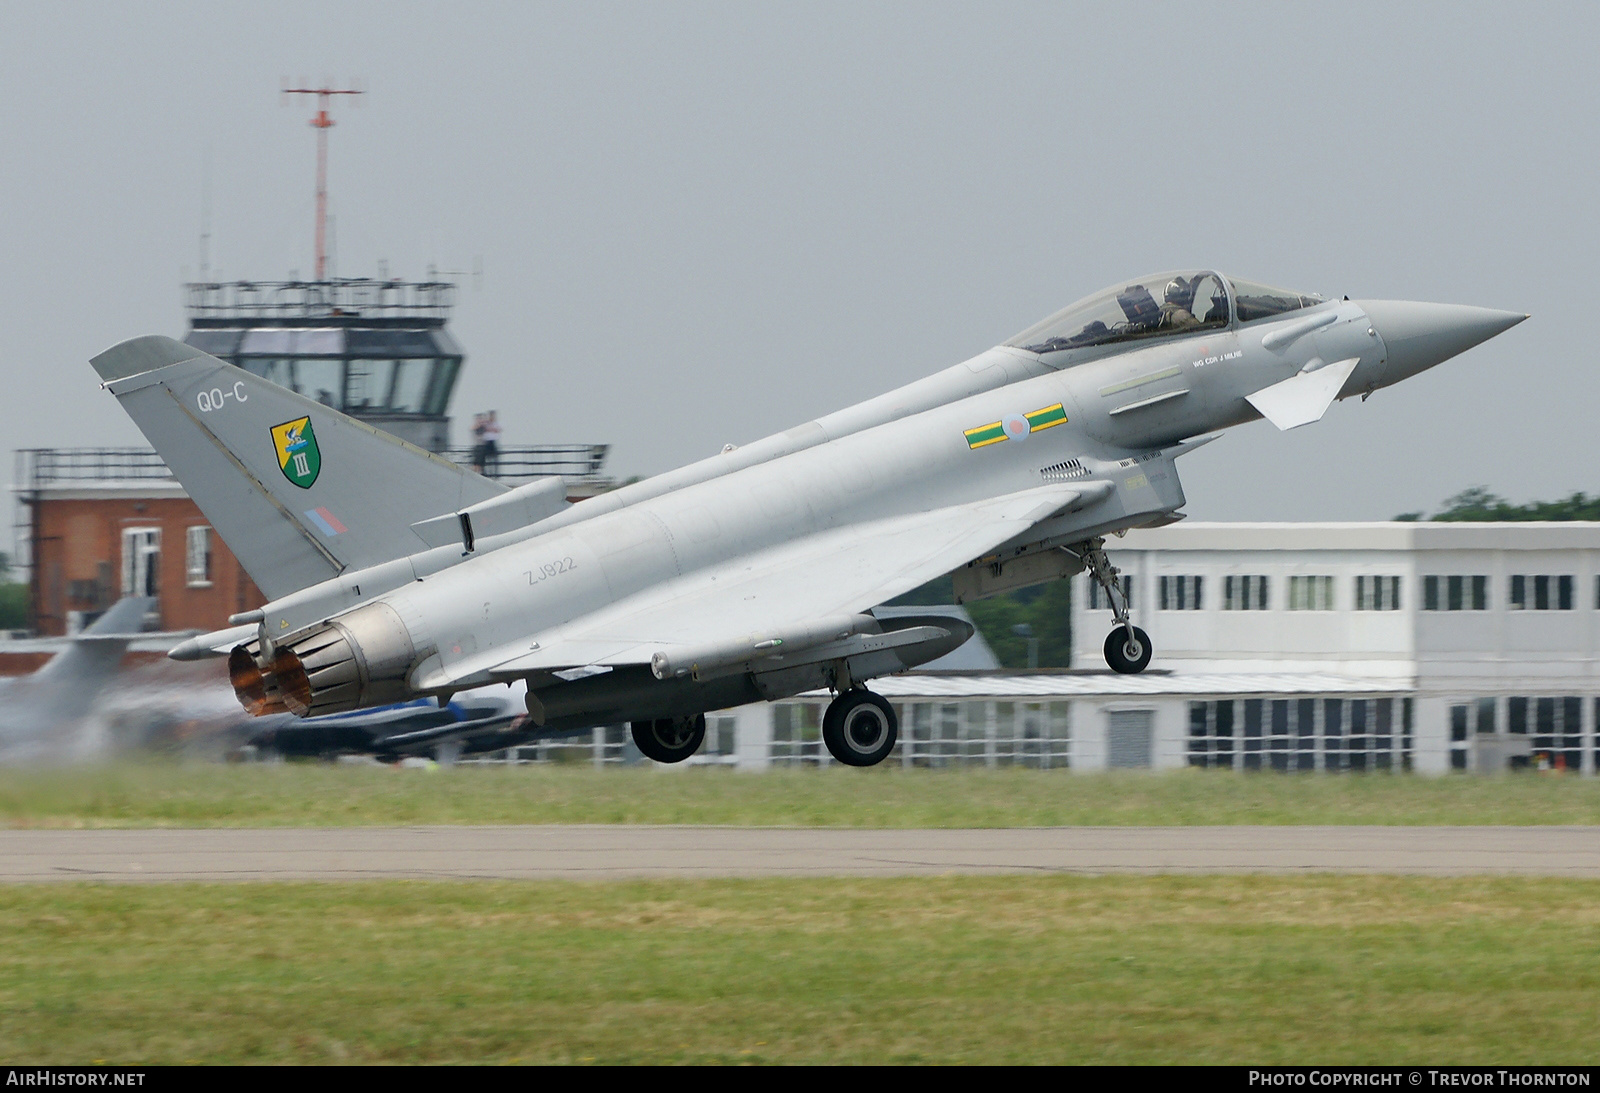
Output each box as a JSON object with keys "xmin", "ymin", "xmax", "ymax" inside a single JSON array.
[{"xmin": 15, "ymin": 449, "xmax": 261, "ymax": 636}]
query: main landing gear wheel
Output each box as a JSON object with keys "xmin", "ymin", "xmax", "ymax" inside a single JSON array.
[
  {"xmin": 1104, "ymin": 626, "xmax": 1152, "ymax": 675},
  {"xmin": 631, "ymin": 713, "xmax": 706, "ymax": 763},
  {"xmin": 822, "ymin": 689, "xmax": 898, "ymax": 767}
]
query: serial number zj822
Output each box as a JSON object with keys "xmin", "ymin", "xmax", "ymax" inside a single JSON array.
[{"xmin": 525, "ymin": 557, "xmax": 578, "ymax": 584}]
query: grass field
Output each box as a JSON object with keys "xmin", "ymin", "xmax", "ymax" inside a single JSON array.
[
  {"xmin": 1, "ymin": 875, "xmax": 1596, "ymax": 1064},
  {"xmin": 1, "ymin": 763, "xmax": 1598, "ymax": 829}
]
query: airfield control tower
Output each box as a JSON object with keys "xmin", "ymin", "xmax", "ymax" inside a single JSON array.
[{"xmin": 182, "ymin": 277, "xmax": 464, "ymax": 452}]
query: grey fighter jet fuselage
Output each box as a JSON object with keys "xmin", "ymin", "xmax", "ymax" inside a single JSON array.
[{"xmin": 95, "ymin": 271, "xmax": 1526, "ymax": 766}]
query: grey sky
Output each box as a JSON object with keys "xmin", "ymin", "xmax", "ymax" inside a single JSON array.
[{"xmin": 0, "ymin": 3, "xmax": 1591, "ymax": 521}]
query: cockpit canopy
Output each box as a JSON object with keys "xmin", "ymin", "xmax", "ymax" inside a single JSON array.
[{"xmin": 1007, "ymin": 271, "xmax": 1323, "ymax": 357}]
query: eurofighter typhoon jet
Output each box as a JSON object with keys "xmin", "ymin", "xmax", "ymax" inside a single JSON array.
[{"xmin": 92, "ymin": 272, "xmax": 1525, "ymax": 766}]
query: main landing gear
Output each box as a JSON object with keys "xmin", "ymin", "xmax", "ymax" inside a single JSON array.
[
  {"xmin": 823, "ymin": 688, "xmax": 898, "ymax": 767},
  {"xmin": 1081, "ymin": 537, "xmax": 1152, "ymax": 674},
  {"xmin": 631, "ymin": 713, "xmax": 706, "ymax": 763}
]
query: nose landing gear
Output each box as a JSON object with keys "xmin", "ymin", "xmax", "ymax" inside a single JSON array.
[
  {"xmin": 1103, "ymin": 624, "xmax": 1152, "ymax": 674},
  {"xmin": 1079, "ymin": 537, "xmax": 1153, "ymax": 674}
]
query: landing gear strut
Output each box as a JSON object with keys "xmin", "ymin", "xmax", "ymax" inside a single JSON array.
[
  {"xmin": 1080, "ymin": 537, "xmax": 1152, "ymax": 674},
  {"xmin": 631, "ymin": 713, "xmax": 706, "ymax": 763},
  {"xmin": 822, "ymin": 689, "xmax": 898, "ymax": 767}
]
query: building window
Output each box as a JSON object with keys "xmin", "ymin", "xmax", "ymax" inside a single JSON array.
[
  {"xmin": 1287, "ymin": 575, "xmax": 1334, "ymax": 611},
  {"xmin": 875, "ymin": 700, "xmax": 1069, "ymax": 769},
  {"xmin": 120, "ymin": 527, "xmax": 161, "ymax": 598},
  {"xmin": 185, "ymin": 526, "xmax": 213, "ymax": 588},
  {"xmin": 1087, "ymin": 576, "xmax": 1134, "ymax": 611},
  {"xmin": 1159, "ymin": 575, "xmax": 1203, "ymax": 610},
  {"xmin": 1449, "ymin": 704, "xmax": 1471, "ymax": 770},
  {"xmin": 771, "ymin": 703, "xmax": 825, "ymax": 766},
  {"xmin": 989, "ymin": 701, "xmax": 1071, "ymax": 769},
  {"xmin": 1222, "ymin": 575, "xmax": 1269, "ymax": 610},
  {"xmin": 1422, "ymin": 575, "xmax": 1487, "ymax": 611},
  {"xmin": 704, "ymin": 715, "xmax": 738, "ymax": 760},
  {"xmin": 1444, "ymin": 697, "xmax": 1501, "ymax": 773},
  {"xmin": 1355, "ymin": 575, "xmax": 1402, "ymax": 611},
  {"xmin": 1509, "ymin": 695, "xmax": 1584, "ymax": 772},
  {"xmin": 1188, "ymin": 697, "xmax": 1406, "ymax": 772},
  {"xmin": 1508, "ymin": 575, "xmax": 1574, "ymax": 611}
]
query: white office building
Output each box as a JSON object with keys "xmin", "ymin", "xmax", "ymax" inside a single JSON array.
[{"xmin": 1069, "ymin": 522, "xmax": 1600, "ymax": 775}]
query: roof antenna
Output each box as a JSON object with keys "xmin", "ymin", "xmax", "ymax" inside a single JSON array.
[
  {"xmin": 281, "ymin": 79, "xmax": 364, "ymax": 280},
  {"xmin": 199, "ymin": 144, "xmax": 212, "ymax": 283}
]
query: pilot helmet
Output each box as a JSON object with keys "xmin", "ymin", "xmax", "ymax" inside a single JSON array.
[{"xmin": 1164, "ymin": 277, "xmax": 1189, "ymax": 305}]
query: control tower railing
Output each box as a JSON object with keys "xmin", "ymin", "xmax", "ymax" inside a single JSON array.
[
  {"xmin": 14, "ymin": 448, "xmax": 175, "ymax": 487},
  {"xmin": 184, "ymin": 279, "xmax": 455, "ymax": 322},
  {"xmin": 15, "ymin": 445, "xmax": 609, "ymax": 490},
  {"xmin": 442, "ymin": 444, "xmax": 610, "ymax": 482}
]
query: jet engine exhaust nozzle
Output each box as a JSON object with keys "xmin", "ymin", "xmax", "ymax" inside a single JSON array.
[{"xmin": 228, "ymin": 602, "xmax": 418, "ymax": 718}]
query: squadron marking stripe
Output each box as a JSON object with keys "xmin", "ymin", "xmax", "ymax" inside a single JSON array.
[
  {"xmin": 965, "ymin": 405, "xmax": 1067, "ymax": 449},
  {"xmin": 1026, "ymin": 403, "xmax": 1068, "ymax": 432},
  {"xmin": 964, "ymin": 422, "xmax": 1007, "ymax": 449}
]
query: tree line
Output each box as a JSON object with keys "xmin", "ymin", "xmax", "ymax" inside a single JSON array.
[{"xmin": 1395, "ymin": 487, "xmax": 1600, "ymax": 522}]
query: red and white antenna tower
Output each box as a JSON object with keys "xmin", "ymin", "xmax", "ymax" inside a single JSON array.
[{"xmin": 282, "ymin": 80, "xmax": 363, "ymax": 280}]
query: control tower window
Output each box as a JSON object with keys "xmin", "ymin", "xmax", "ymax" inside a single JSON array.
[
  {"xmin": 345, "ymin": 359, "xmax": 397, "ymax": 414},
  {"xmin": 425, "ymin": 358, "xmax": 460, "ymax": 416},
  {"xmin": 1008, "ymin": 271, "xmax": 1229, "ymax": 357},
  {"xmin": 1230, "ymin": 278, "xmax": 1323, "ymax": 323},
  {"xmin": 253, "ymin": 358, "xmax": 296, "ymax": 391},
  {"xmin": 294, "ymin": 328, "xmax": 343, "ymax": 355},
  {"xmin": 294, "ymin": 358, "xmax": 345, "ymax": 408},
  {"xmin": 388, "ymin": 359, "xmax": 433, "ymax": 413}
]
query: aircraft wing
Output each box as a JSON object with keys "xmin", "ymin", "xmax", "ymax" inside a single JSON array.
[{"xmin": 417, "ymin": 483, "xmax": 1090, "ymax": 689}]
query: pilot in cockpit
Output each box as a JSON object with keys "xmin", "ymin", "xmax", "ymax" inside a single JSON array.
[{"xmin": 1159, "ymin": 276, "xmax": 1203, "ymax": 330}]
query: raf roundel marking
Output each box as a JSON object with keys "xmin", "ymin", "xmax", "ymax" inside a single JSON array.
[{"xmin": 964, "ymin": 403, "xmax": 1068, "ymax": 450}]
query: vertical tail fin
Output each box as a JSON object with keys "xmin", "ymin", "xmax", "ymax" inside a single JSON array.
[
  {"xmin": 91, "ymin": 336, "xmax": 507, "ymax": 599},
  {"xmin": 32, "ymin": 596, "xmax": 156, "ymax": 686}
]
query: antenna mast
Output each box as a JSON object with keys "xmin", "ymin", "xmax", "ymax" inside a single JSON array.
[{"xmin": 282, "ymin": 81, "xmax": 363, "ymax": 280}]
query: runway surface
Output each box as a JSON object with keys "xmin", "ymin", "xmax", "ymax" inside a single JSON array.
[{"xmin": 2, "ymin": 825, "xmax": 1598, "ymax": 881}]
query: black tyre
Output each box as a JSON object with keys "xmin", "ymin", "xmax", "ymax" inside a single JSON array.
[
  {"xmin": 822, "ymin": 690, "xmax": 898, "ymax": 767},
  {"xmin": 631, "ymin": 714, "xmax": 706, "ymax": 763},
  {"xmin": 1103, "ymin": 625, "xmax": 1152, "ymax": 674}
]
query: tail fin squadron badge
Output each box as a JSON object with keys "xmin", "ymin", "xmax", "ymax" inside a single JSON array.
[{"xmin": 271, "ymin": 417, "xmax": 322, "ymax": 488}]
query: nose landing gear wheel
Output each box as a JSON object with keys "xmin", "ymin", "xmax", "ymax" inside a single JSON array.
[
  {"xmin": 822, "ymin": 689, "xmax": 898, "ymax": 767},
  {"xmin": 1104, "ymin": 625, "xmax": 1152, "ymax": 674},
  {"xmin": 631, "ymin": 713, "xmax": 707, "ymax": 763}
]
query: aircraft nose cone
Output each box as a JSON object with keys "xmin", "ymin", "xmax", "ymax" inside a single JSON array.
[{"xmin": 1356, "ymin": 300, "xmax": 1527, "ymax": 382}]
